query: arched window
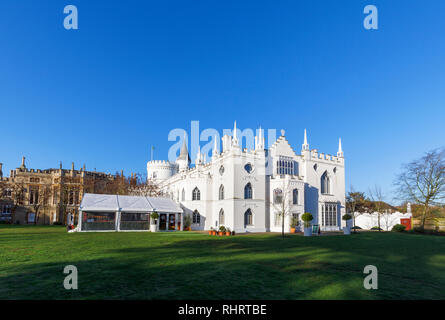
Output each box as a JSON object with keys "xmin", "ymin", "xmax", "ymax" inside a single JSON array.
[
  {"xmin": 293, "ymin": 189, "xmax": 298, "ymax": 205},
  {"xmin": 244, "ymin": 183, "xmax": 252, "ymax": 199},
  {"xmin": 192, "ymin": 187, "xmax": 201, "ymax": 201},
  {"xmin": 193, "ymin": 210, "xmax": 201, "ymax": 224},
  {"xmin": 219, "ymin": 209, "xmax": 224, "ymax": 225},
  {"xmin": 321, "ymin": 171, "xmax": 330, "ymax": 194},
  {"xmin": 273, "ymin": 188, "xmax": 283, "ymax": 204},
  {"xmin": 244, "ymin": 209, "xmax": 253, "ymax": 227},
  {"xmin": 219, "ymin": 185, "xmax": 224, "ymax": 200},
  {"xmin": 181, "ymin": 188, "xmax": 185, "ymax": 201}
]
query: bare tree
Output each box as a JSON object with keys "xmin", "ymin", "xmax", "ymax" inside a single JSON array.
[
  {"xmin": 30, "ymin": 186, "xmax": 51, "ymax": 224},
  {"xmin": 368, "ymin": 185, "xmax": 385, "ymax": 231},
  {"xmin": 346, "ymin": 186, "xmax": 368, "ymax": 232},
  {"xmin": 394, "ymin": 148, "xmax": 445, "ymax": 229},
  {"xmin": 271, "ymin": 180, "xmax": 295, "ymax": 238},
  {"xmin": 128, "ymin": 173, "xmax": 161, "ymax": 197},
  {"xmin": 8, "ymin": 181, "xmax": 26, "ymax": 224}
]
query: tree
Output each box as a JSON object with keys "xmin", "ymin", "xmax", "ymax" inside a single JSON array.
[
  {"xmin": 128, "ymin": 173, "xmax": 160, "ymax": 197},
  {"xmin": 30, "ymin": 185, "xmax": 51, "ymax": 224},
  {"xmin": 346, "ymin": 186, "xmax": 368, "ymax": 232},
  {"xmin": 271, "ymin": 180, "xmax": 294, "ymax": 239},
  {"xmin": 368, "ymin": 185, "xmax": 386, "ymax": 232},
  {"xmin": 394, "ymin": 148, "xmax": 445, "ymax": 230},
  {"xmin": 8, "ymin": 181, "xmax": 26, "ymax": 224}
]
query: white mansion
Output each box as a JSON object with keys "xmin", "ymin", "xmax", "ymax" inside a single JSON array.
[{"xmin": 147, "ymin": 123, "xmax": 346, "ymax": 233}]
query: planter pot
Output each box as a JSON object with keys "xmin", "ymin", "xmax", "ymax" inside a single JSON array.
[
  {"xmin": 150, "ymin": 224, "xmax": 157, "ymax": 232},
  {"xmin": 186, "ymin": 227, "xmax": 191, "ymax": 231},
  {"xmin": 231, "ymin": 231, "xmax": 235, "ymax": 236},
  {"xmin": 225, "ymin": 232, "xmax": 231, "ymax": 236},
  {"xmin": 290, "ymin": 227, "xmax": 296, "ymax": 234},
  {"xmin": 304, "ymin": 227, "xmax": 312, "ymax": 236},
  {"xmin": 218, "ymin": 231, "xmax": 223, "ymax": 236},
  {"xmin": 343, "ymin": 227, "xmax": 351, "ymax": 235},
  {"xmin": 212, "ymin": 231, "xmax": 217, "ymax": 236},
  {"xmin": 208, "ymin": 230, "xmax": 213, "ymax": 235}
]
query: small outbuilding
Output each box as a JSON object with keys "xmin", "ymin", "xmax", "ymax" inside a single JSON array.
[{"xmin": 77, "ymin": 193, "xmax": 183, "ymax": 232}]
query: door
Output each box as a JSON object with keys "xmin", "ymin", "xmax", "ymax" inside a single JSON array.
[
  {"xmin": 159, "ymin": 214, "xmax": 167, "ymax": 230},
  {"xmin": 400, "ymin": 218, "xmax": 411, "ymax": 231},
  {"xmin": 169, "ymin": 214, "xmax": 176, "ymax": 230}
]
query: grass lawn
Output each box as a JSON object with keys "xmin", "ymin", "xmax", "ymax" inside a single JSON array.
[{"xmin": 1, "ymin": 225, "xmax": 445, "ymax": 300}]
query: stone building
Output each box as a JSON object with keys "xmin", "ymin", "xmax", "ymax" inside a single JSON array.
[{"xmin": 0, "ymin": 157, "xmax": 118, "ymax": 225}]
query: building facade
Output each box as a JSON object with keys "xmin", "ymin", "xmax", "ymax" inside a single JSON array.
[
  {"xmin": 147, "ymin": 123, "xmax": 346, "ymax": 233},
  {"xmin": 0, "ymin": 158, "xmax": 117, "ymax": 225}
]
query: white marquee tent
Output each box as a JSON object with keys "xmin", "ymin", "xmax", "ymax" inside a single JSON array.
[{"xmin": 77, "ymin": 193, "xmax": 183, "ymax": 232}]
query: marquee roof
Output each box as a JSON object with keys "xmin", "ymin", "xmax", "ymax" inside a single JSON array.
[{"xmin": 79, "ymin": 193, "xmax": 182, "ymax": 213}]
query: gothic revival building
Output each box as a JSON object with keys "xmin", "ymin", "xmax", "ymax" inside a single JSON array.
[{"xmin": 147, "ymin": 123, "xmax": 346, "ymax": 233}]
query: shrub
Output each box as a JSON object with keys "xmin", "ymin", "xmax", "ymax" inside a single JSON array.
[
  {"xmin": 301, "ymin": 212, "xmax": 313, "ymax": 228},
  {"xmin": 351, "ymin": 226, "xmax": 362, "ymax": 230},
  {"xmin": 150, "ymin": 212, "xmax": 159, "ymax": 220},
  {"xmin": 392, "ymin": 224, "xmax": 406, "ymax": 232},
  {"xmin": 371, "ymin": 226, "xmax": 382, "ymax": 231},
  {"xmin": 290, "ymin": 217, "xmax": 299, "ymax": 228},
  {"xmin": 219, "ymin": 226, "xmax": 226, "ymax": 232},
  {"xmin": 342, "ymin": 214, "xmax": 352, "ymax": 221},
  {"xmin": 0, "ymin": 220, "xmax": 11, "ymax": 224},
  {"xmin": 183, "ymin": 215, "xmax": 191, "ymax": 229},
  {"xmin": 53, "ymin": 222, "xmax": 64, "ymax": 226}
]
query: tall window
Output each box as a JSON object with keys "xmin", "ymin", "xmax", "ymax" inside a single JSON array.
[
  {"xmin": 244, "ymin": 209, "xmax": 253, "ymax": 227},
  {"xmin": 276, "ymin": 157, "xmax": 297, "ymax": 175},
  {"xmin": 219, "ymin": 209, "xmax": 224, "ymax": 225},
  {"xmin": 292, "ymin": 189, "xmax": 298, "ymax": 205},
  {"xmin": 193, "ymin": 210, "xmax": 201, "ymax": 224},
  {"xmin": 181, "ymin": 188, "xmax": 185, "ymax": 201},
  {"xmin": 29, "ymin": 188, "xmax": 39, "ymax": 205},
  {"xmin": 219, "ymin": 185, "xmax": 224, "ymax": 200},
  {"xmin": 274, "ymin": 212, "xmax": 281, "ymax": 227},
  {"xmin": 244, "ymin": 183, "xmax": 252, "ymax": 199},
  {"xmin": 321, "ymin": 171, "xmax": 330, "ymax": 194},
  {"xmin": 192, "ymin": 187, "xmax": 200, "ymax": 201},
  {"xmin": 321, "ymin": 203, "xmax": 337, "ymax": 226},
  {"xmin": 273, "ymin": 189, "xmax": 283, "ymax": 204}
]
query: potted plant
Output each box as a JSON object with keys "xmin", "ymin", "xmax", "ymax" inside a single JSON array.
[
  {"xmin": 342, "ymin": 214, "xmax": 352, "ymax": 235},
  {"xmin": 150, "ymin": 212, "xmax": 159, "ymax": 232},
  {"xmin": 183, "ymin": 215, "xmax": 192, "ymax": 231},
  {"xmin": 218, "ymin": 226, "xmax": 226, "ymax": 236},
  {"xmin": 225, "ymin": 227, "xmax": 231, "ymax": 236},
  {"xmin": 231, "ymin": 230, "xmax": 235, "ymax": 236},
  {"xmin": 290, "ymin": 216, "xmax": 299, "ymax": 234},
  {"xmin": 302, "ymin": 212, "xmax": 313, "ymax": 236},
  {"xmin": 208, "ymin": 227, "xmax": 214, "ymax": 235}
]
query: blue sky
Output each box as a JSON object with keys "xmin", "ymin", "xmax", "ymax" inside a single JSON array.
[{"xmin": 1, "ymin": 1, "xmax": 444, "ymax": 202}]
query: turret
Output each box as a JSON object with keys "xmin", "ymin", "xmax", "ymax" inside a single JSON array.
[{"xmin": 176, "ymin": 133, "xmax": 191, "ymax": 171}]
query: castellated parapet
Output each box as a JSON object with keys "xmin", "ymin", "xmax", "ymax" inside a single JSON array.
[{"xmin": 146, "ymin": 160, "xmax": 178, "ymax": 181}]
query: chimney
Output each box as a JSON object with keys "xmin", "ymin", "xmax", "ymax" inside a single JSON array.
[
  {"xmin": 0, "ymin": 163, "xmax": 3, "ymax": 179},
  {"xmin": 71, "ymin": 162, "xmax": 74, "ymax": 171},
  {"xmin": 21, "ymin": 156, "xmax": 26, "ymax": 169},
  {"xmin": 60, "ymin": 161, "xmax": 63, "ymax": 170}
]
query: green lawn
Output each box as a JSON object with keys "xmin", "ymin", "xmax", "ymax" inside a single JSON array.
[{"xmin": 1, "ymin": 226, "xmax": 444, "ymax": 300}]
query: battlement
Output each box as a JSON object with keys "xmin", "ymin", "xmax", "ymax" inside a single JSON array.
[
  {"xmin": 147, "ymin": 160, "xmax": 177, "ymax": 167},
  {"xmin": 311, "ymin": 150, "xmax": 343, "ymax": 164}
]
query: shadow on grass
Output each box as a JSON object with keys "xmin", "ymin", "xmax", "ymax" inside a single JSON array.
[{"xmin": 1, "ymin": 229, "xmax": 445, "ymax": 300}]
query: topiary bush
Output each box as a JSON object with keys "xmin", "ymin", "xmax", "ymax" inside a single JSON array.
[
  {"xmin": 392, "ymin": 224, "xmax": 406, "ymax": 232},
  {"xmin": 301, "ymin": 212, "xmax": 313, "ymax": 228}
]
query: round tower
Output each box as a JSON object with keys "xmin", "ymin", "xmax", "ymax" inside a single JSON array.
[{"xmin": 146, "ymin": 160, "xmax": 178, "ymax": 182}]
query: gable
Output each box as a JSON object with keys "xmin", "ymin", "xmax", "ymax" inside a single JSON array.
[{"xmin": 269, "ymin": 136, "xmax": 297, "ymax": 158}]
